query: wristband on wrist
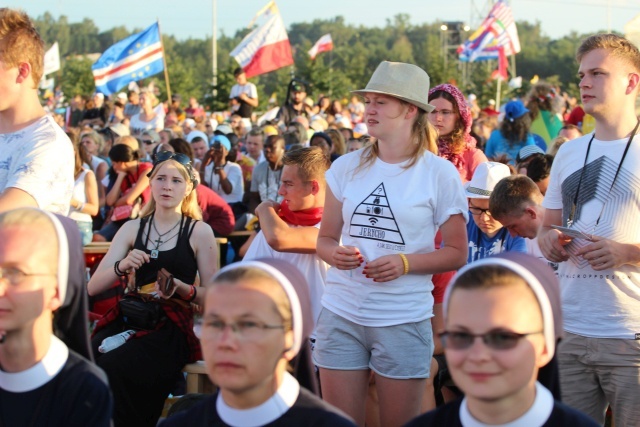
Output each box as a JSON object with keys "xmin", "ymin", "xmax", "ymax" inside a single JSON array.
[
  {"xmin": 186, "ymin": 285, "xmax": 197, "ymax": 302},
  {"xmin": 114, "ymin": 260, "xmax": 127, "ymax": 277},
  {"xmin": 399, "ymin": 253, "xmax": 409, "ymax": 275}
]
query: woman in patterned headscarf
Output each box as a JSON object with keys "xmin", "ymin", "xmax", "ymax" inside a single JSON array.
[{"xmin": 428, "ymin": 84, "xmax": 488, "ymax": 183}]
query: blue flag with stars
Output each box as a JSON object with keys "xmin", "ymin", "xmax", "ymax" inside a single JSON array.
[{"xmin": 92, "ymin": 23, "xmax": 164, "ymax": 95}]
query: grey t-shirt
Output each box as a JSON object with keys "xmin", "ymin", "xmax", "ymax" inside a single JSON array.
[{"xmin": 250, "ymin": 161, "xmax": 283, "ymax": 203}]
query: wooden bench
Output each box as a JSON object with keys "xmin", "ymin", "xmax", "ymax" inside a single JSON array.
[
  {"xmin": 183, "ymin": 361, "xmax": 216, "ymax": 394},
  {"xmin": 83, "ymin": 240, "xmax": 227, "ymax": 271}
]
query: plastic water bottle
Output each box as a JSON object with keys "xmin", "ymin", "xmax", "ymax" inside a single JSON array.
[{"xmin": 98, "ymin": 330, "xmax": 136, "ymax": 353}]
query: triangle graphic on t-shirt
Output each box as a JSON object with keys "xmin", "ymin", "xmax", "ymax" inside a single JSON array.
[{"xmin": 349, "ymin": 183, "xmax": 405, "ymax": 245}]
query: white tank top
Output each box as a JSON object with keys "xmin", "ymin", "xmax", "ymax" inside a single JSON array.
[{"xmin": 68, "ymin": 169, "xmax": 93, "ymax": 223}]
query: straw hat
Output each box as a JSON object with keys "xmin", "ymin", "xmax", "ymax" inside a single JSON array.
[
  {"xmin": 464, "ymin": 161, "xmax": 511, "ymax": 199},
  {"xmin": 352, "ymin": 61, "xmax": 435, "ymax": 113}
]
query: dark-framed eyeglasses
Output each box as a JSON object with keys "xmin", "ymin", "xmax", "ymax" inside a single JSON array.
[
  {"xmin": 439, "ymin": 330, "xmax": 543, "ymax": 351},
  {"xmin": 0, "ymin": 266, "xmax": 56, "ymax": 287},
  {"xmin": 469, "ymin": 206, "xmax": 492, "ymax": 217}
]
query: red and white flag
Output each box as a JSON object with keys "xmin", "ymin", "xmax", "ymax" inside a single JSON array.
[
  {"xmin": 491, "ymin": 46, "xmax": 509, "ymax": 81},
  {"xmin": 308, "ymin": 34, "xmax": 333, "ymax": 60},
  {"xmin": 231, "ymin": 2, "xmax": 293, "ymax": 78}
]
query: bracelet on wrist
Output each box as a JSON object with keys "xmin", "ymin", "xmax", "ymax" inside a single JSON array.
[
  {"xmin": 185, "ymin": 285, "xmax": 197, "ymax": 302},
  {"xmin": 399, "ymin": 253, "xmax": 409, "ymax": 275},
  {"xmin": 114, "ymin": 260, "xmax": 127, "ymax": 277}
]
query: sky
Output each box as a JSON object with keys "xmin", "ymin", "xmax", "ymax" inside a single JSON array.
[{"xmin": 5, "ymin": 0, "xmax": 640, "ymax": 42}]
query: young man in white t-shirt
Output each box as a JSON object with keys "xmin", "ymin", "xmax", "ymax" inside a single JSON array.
[
  {"xmin": 229, "ymin": 68, "xmax": 258, "ymax": 118},
  {"xmin": 538, "ymin": 34, "xmax": 640, "ymax": 426},
  {"xmin": 0, "ymin": 9, "xmax": 73, "ymax": 215},
  {"xmin": 243, "ymin": 146, "xmax": 331, "ymax": 325}
]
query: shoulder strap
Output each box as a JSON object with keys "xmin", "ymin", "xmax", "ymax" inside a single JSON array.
[
  {"xmin": 135, "ymin": 216, "xmax": 149, "ymax": 245},
  {"xmin": 187, "ymin": 217, "xmax": 198, "ymax": 239}
]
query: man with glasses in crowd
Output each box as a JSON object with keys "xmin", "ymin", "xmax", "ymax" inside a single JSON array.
[
  {"xmin": 465, "ymin": 162, "xmax": 526, "ymax": 263},
  {"xmin": 140, "ymin": 130, "xmax": 160, "ymax": 162}
]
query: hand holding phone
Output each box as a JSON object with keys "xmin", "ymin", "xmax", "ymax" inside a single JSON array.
[{"xmin": 550, "ymin": 225, "xmax": 593, "ymax": 241}]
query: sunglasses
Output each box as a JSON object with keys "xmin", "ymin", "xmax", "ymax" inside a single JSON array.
[
  {"xmin": 153, "ymin": 151, "xmax": 191, "ymax": 166},
  {"xmin": 148, "ymin": 151, "xmax": 196, "ymax": 182},
  {"xmin": 142, "ymin": 139, "xmax": 155, "ymax": 145},
  {"xmin": 439, "ymin": 330, "xmax": 543, "ymax": 351}
]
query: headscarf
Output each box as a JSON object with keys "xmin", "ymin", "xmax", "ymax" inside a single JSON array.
[
  {"xmin": 213, "ymin": 259, "xmax": 314, "ymax": 359},
  {"xmin": 42, "ymin": 210, "xmax": 94, "ymax": 360},
  {"xmin": 444, "ymin": 252, "xmax": 563, "ymax": 358},
  {"xmin": 428, "ymin": 84, "xmax": 477, "ymax": 173},
  {"xmin": 213, "ymin": 259, "xmax": 319, "ymax": 394}
]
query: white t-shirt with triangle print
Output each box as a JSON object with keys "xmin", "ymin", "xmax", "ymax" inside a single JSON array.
[{"xmin": 323, "ymin": 150, "xmax": 468, "ymax": 327}]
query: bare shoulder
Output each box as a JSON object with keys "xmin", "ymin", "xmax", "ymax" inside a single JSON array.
[
  {"xmin": 190, "ymin": 220, "xmax": 216, "ymax": 245},
  {"xmin": 115, "ymin": 219, "xmax": 141, "ymax": 244}
]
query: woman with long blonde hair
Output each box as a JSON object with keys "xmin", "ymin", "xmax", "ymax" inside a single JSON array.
[
  {"xmin": 88, "ymin": 151, "xmax": 217, "ymax": 427},
  {"xmin": 315, "ymin": 61, "xmax": 469, "ymax": 427}
]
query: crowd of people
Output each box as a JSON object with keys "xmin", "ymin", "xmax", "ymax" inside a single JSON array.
[{"xmin": 1, "ymin": 6, "xmax": 640, "ymax": 427}]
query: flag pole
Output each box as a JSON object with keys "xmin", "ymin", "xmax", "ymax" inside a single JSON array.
[
  {"xmin": 329, "ymin": 48, "xmax": 333, "ymax": 97},
  {"xmin": 495, "ymin": 70, "xmax": 502, "ymax": 110},
  {"xmin": 157, "ymin": 18, "xmax": 172, "ymax": 102}
]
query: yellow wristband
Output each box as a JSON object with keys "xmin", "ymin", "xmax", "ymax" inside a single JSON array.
[{"xmin": 399, "ymin": 253, "xmax": 409, "ymax": 275}]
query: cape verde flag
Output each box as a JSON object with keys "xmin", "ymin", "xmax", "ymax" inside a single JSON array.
[{"xmin": 92, "ymin": 23, "xmax": 164, "ymax": 95}]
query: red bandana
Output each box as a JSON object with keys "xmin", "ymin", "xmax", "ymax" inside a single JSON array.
[{"xmin": 278, "ymin": 200, "xmax": 323, "ymax": 226}]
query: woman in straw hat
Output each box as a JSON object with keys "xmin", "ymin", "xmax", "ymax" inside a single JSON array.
[
  {"xmin": 405, "ymin": 253, "xmax": 598, "ymax": 426},
  {"xmin": 315, "ymin": 61, "xmax": 469, "ymax": 426}
]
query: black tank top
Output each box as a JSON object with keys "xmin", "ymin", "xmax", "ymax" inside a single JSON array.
[{"xmin": 134, "ymin": 214, "xmax": 198, "ymax": 288}]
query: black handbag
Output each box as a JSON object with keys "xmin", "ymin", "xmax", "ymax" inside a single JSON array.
[{"xmin": 118, "ymin": 295, "xmax": 165, "ymax": 331}]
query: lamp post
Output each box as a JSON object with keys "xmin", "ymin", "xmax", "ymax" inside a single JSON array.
[
  {"xmin": 212, "ymin": 0, "xmax": 218, "ymax": 98},
  {"xmin": 440, "ymin": 21, "xmax": 470, "ymax": 81}
]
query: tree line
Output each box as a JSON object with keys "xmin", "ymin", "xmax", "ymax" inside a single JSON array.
[{"xmin": 34, "ymin": 12, "xmax": 603, "ymax": 111}]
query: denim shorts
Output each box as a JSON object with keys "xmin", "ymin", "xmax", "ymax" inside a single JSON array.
[{"xmin": 312, "ymin": 308, "xmax": 434, "ymax": 379}]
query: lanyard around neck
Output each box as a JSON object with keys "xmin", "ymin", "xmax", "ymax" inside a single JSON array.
[
  {"xmin": 568, "ymin": 119, "xmax": 640, "ymax": 228},
  {"xmin": 267, "ymin": 164, "xmax": 282, "ymax": 196}
]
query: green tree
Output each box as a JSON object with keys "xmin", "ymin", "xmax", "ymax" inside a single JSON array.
[
  {"xmin": 30, "ymin": 11, "xmax": 596, "ymax": 110},
  {"xmin": 60, "ymin": 57, "xmax": 96, "ymax": 96}
]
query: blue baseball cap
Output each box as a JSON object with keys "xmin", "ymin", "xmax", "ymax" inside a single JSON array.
[
  {"xmin": 211, "ymin": 134, "xmax": 231, "ymax": 151},
  {"xmin": 504, "ymin": 100, "xmax": 529, "ymax": 122}
]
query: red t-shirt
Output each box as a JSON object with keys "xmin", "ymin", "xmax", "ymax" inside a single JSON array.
[
  {"xmin": 120, "ymin": 162, "xmax": 153, "ymax": 205},
  {"xmin": 196, "ymin": 184, "xmax": 235, "ymax": 236}
]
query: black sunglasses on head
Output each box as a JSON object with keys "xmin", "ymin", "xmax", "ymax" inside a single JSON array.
[
  {"xmin": 153, "ymin": 151, "xmax": 192, "ymax": 166},
  {"xmin": 147, "ymin": 151, "xmax": 197, "ymax": 183}
]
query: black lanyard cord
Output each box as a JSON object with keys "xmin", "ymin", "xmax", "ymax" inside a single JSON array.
[{"xmin": 569, "ymin": 119, "xmax": 640, "ymax": 227}]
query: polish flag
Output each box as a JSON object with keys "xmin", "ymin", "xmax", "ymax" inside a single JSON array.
[
  {"xmin": 308, "ymin": 34, "xmax": 333, "ymax": 60},
  {"xmin": 231, "ymin": 5, "xmax": 293, "ymax": 79}
]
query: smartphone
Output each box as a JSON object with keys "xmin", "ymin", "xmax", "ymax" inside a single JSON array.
[{"xmin": 550, "ymin": 225, "xmax": 593, "ymax": 241}]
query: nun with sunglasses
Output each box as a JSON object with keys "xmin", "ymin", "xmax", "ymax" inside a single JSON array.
[
  {"xmin": 88, "ymin": 151, "xmax": 218, "ymax": 427},
  {"xmin": 405, "ymin": 253, "xmax": 597, "ymax": 427}
]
